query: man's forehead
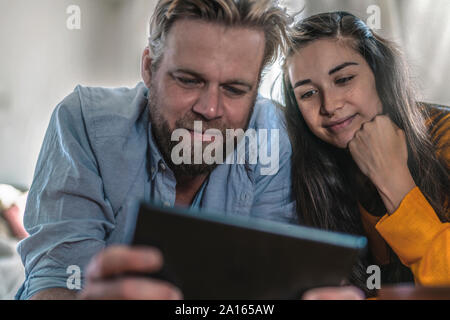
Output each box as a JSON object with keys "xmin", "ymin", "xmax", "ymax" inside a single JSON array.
[{"xmin": 162, "ymin": 19, "xmax": 266, "ymax": 82}]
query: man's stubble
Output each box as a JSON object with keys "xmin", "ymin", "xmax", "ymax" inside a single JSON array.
[{"xmin": 147, "ymin": 82, "xmax": 257, "ymax": 178}]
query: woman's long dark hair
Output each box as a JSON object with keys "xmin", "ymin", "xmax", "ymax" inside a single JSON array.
[{"xmin": 282, "ymin": 11, "xmax": 450, "ymax": 296}]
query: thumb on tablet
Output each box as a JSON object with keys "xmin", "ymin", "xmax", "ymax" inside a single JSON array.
[{"xmin": 86, "ymin": 245, "xmax": 164, "ymax": 281}]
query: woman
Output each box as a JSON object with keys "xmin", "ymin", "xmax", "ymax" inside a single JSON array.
[{"xmin": 282, "ymin": 11, "xmax": 450, "ymax": 297}]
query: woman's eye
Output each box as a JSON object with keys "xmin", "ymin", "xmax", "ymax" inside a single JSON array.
[
  {"xmin": 335, "ymin": 76, "xmax": 355, "ymax": 85},
  {"xmin": 300, "ymin": 90, "xmax": 317, "ymax": 99}
]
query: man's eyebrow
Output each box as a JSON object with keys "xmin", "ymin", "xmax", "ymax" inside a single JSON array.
[
  {"xmin": 328, "ymin": 62, "xmax": 359, "ymax": 75},
  {"xmin": 171, "ymin": 68, "xmax": 204, "ymax": 79},
  {"xmin": 172, "ymin": 69, "xmax": 253, "ymax": 90}
]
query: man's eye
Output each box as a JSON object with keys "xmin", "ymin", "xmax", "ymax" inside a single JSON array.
[
  {"xmin": 300, "ymin": 90, "xmax": 317, "ymax": 99},
  {"xmin": 223, "ymin": 85, "xmax": 246, "ymax": 96},
  {"xmin": 335, "ymin": 76, "xmax": 355, "ymax": 85},
  {"xmin": 176, "ymin": 77, "xmax": 201, "ymax": 86}
]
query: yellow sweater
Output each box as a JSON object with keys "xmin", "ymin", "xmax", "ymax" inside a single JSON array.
[{"xmin": 360, "ymin": 107, "xmax": 450, "ymax": 286}]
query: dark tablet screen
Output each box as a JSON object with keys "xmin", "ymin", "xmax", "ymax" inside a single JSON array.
[{"xmin": 132, "ymin": 202, "xmax": 367, "ymax": 299}]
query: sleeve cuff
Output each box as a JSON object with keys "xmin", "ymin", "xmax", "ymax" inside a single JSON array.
[
  {"xmin": 375, "ymin": 187, "xmax": 444, "ymax": 266},
  {"xmin": 15, "ymin": 269, "xmax": 82, "ymax": 300}
]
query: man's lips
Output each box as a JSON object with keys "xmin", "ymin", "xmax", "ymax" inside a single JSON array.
[
  {"xmin": 323, "ymin": 115, "xmax": 356, "ymax": 132},
  {"xmin": 187, "ymin": 129, "xmax": 217, "ymax": 142}
]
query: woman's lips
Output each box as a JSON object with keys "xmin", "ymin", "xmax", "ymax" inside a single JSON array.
[{"xmin": 324, "ymin": 115, "xmax": 356, "ymax": 133}]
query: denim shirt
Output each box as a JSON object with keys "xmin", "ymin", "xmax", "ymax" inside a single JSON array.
[{"xmin": 16, "ymin": 82, "xmax": 296, "ymax": 300}]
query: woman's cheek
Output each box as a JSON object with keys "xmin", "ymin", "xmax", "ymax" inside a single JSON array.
[{"xmin": 299, "ymin": 108, "xmax": 317, "ymax": 131}]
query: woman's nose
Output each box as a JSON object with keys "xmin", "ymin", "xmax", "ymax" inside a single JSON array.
[{"xmin": 320, "ymin": 89, "xmax": 344, "ymax": 117}]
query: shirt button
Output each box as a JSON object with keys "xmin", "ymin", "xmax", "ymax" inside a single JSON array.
[
  {"xmin": 240, "ymin": 193, "xmax": 249, "ymax": 201},
  {"xmin": 160, "ymin": 163, "xmax": 166, "ymax": 171},
  {"xmin": 163, "ymin": 201, "xmax": 171, "ymax": 207},
  {"xmin": 151, "ymin": 167, "xmax": 156, "ymax": 174}
]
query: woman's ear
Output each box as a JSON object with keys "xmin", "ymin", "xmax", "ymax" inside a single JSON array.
[{"xmin": 141, "ymin": 47, "xmax": 152, "ymax": 88}]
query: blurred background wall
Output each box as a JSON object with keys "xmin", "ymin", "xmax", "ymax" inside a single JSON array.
[{"xmin": 0, "ymin": 0, "xmax": 449, "ymax": 189}]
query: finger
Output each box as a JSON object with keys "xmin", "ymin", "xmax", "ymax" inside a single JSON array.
[
  {"xmin": 86, "ymin": 245, "xmax": 163, "ymax": 281},
  {"xmin": 360, "ymin": 119, "xmax": 372, "ymax": 132},
  {"xmin": 348, "ymin": 131, "xmax": 364, "ymax": 152},
  {"xmin": 348, "ymin": 145, "xmax": 364, "ymax": 171},
  {"xmin": 356, "ymin": 116, "xmax": 378, "ymax": 136},
  {"xmin": 347, "ymin": 124, "xmax": 364, "ymax": 148},
  {"xmin": 80, "ymin": 277, "xmax": 183, "ymax": 300},
  {"xmin": 347, "ymin": 138, "xmax": 356, "ymax": 153},
  {"xmin": 364, "ymin": 113, "xmax": 383, "ymax": 127},
  {"xmin": 302, "ymin": 286, "xmax": 364, "ymax": 300},
  {"xmin": 347, "ymin": 135, "xmax": 358, "ymax": 151},
  {"xmin": 373, "ymin": 113, "xmax": 388, "ymax": 121},
  {"xmin": 375, "ymin": 114, "xmax": 396, "ymax": 129},
  {"xmin": 348, "ymin": 136, "xmax": 370, "ymax": 173},
  {"xmin": 366, "ymin": 114, "xmax": 388, "ymax": 132}
]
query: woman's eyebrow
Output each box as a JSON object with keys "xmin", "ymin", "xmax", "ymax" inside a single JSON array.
[
  {"xmin": 293, "ymin": 79, "xmax": 311, "ymax": 89},
  {"xmin": 328, "ymin": 62, "xmax": 359, "ymax": 75},
  {"xmin": 293, "ymin": 62, "xmax": 359, "ymax": 88}
]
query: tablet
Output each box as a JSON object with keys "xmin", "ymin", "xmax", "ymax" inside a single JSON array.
[{"xmin": 131, "ymin": 202, "xmax": 367, "ymax": 299}]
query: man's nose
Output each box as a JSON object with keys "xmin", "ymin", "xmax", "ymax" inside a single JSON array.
[
  {"xmin": 320, "ymin": 88, "xmax": 344, "ymax": 117},
  {"xmin": 192, "ymin": 86, "xmax": 224, "ymax": 120}
]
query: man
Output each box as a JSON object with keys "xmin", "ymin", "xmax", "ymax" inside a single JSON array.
[{"xmin": 16, "ymin": 0, "xmax": 296, "ymax": 300}]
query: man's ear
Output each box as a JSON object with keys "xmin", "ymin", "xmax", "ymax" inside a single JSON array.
[{"xmin": 141, "ymin": 47, "xmax": 153, "ymax": 88}]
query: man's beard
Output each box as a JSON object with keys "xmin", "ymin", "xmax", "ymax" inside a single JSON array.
[{"xmin": 148, "ymin": 84, "xmax": 256, "ymax": 178}]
